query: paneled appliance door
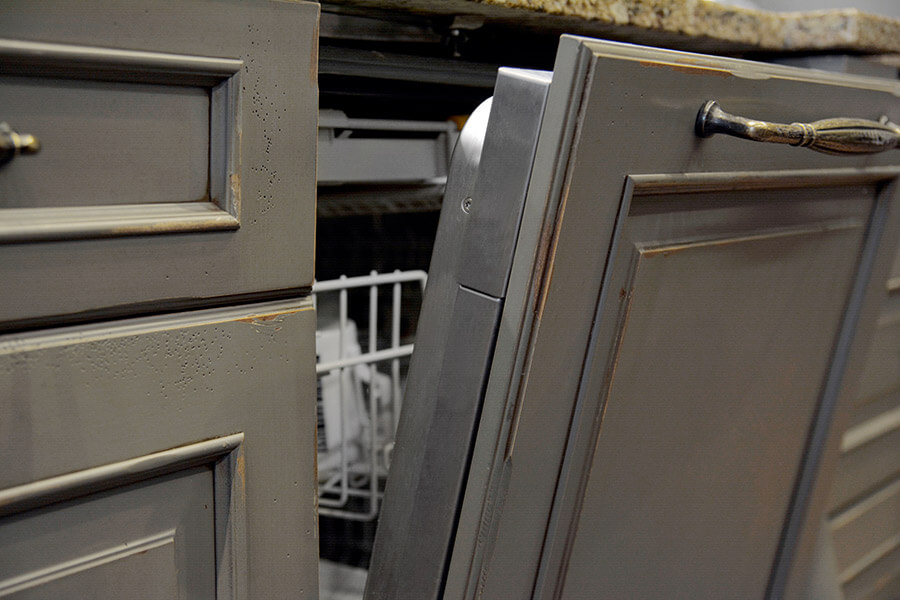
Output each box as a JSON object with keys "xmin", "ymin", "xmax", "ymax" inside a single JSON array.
[
  {"xmin": 0, "ymin": 1, "xmax": 320, "ymax": 599},
  {"xmin": 367, "ymin": 37, "xmax": 900, "ymax": 600}
]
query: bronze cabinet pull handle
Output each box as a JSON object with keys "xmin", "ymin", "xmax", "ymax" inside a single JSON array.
[
  {"xmin": 0, "ymin": 122, "xmax": 41, "ymax": 167},
  {"xmin": 695, "ymin": 100, "xmax": 900, "ymax": 155}
]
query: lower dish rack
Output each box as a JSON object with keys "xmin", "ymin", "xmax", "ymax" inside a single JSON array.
[{"xmin": 314, "ymin": 269, "xmax": 427, "ymax": 522}]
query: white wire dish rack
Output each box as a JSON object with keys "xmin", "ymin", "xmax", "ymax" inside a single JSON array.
[{"xmin": 313, "ymin": 269, "xmax": 428, "ymax": 521}]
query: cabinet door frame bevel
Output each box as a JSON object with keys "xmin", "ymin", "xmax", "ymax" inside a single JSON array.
[
  {"xmin": 0, "ymin": 38, "xmax": 242, "ymax": 243},
  {"xmin": 532, "ymin": 167, "xmax": 900, "ymax": 600},
  {"xmin": 0, "ymin": 434, "xmax": 248, "ymax": 600}
]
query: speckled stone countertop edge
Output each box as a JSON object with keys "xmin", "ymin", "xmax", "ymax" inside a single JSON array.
[{"xmin": 324, "ymin": 0, "xmax": 900, "ymax": 54}]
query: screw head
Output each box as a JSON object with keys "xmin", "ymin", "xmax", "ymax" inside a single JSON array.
[{"xmin": 461, "ymin": 197, "xmax": 473, "ymax": 214}]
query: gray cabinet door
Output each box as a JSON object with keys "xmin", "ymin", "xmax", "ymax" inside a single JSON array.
[
  {"xmin": 0, "ymin": 0, "xmax": 318, "ymax": 330},
  {"xmin": 0, "ymin": 2, "xmax": 320, "ymax": 598},
  {"xmin": 372, "ymin": 37, "xmax": 900, "ymax": 600},
  {"xmin": 0, "ymin": 300, "xmax": 318, "ymax": 599},
  {"xmin": 461, "ymin": 38, "xmax": 900, "ymax": 600}
]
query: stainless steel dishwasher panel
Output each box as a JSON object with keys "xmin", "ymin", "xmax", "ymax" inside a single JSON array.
[{"xmin": 366, "ymin": 68, "xmax": 552, "ymax": 600}]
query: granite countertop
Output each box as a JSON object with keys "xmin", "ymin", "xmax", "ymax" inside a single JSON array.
[{"xmin": 326, "ymin": 0, "xmax": 900, "ymax": 54}]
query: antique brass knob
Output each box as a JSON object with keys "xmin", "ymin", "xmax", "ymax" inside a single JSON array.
[
  {"xmin": 0, "ymin": 122, "xmax": 41, "ymax": 166},
  {"xmin": 695, "ymin": 100, "xmax": 900, "ymax": 155}
]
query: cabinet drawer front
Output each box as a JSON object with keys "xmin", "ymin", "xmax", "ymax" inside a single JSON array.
[
  {"xmin": 0, "ymin": 298, "xmax": 318, "ymax": 598},
  {"xmin": 0, "ymin": 69, "xmax": 211, "ymax": 211},
  {"xmin": 0, "ymin": 0, "xmax": 318, "ymax": 329}
]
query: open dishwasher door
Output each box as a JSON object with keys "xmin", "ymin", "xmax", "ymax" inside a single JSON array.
[{"xmin": 367, "ymin": 36, "xmax": 900, "ymax": 600}]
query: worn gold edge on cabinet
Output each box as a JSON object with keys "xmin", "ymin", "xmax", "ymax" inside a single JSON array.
[
  {"xmin": 0, "ymin": 433, "xmax": 244, "ymax": 517},
  {"xmin": 578, "ymin": 38, "xmax": 900, "ymax": 94},
  {"xmin": 0, "ymin": 38, "xmax": 242, "ymax": 85},
  {"xmin": 627, "ymin": 167, "xmax": 900, "ymax": 195},
  {"xmin": 0, "ymin": 530, "xmax": 176, "ymax": 595},
  {"xmin": 0, "ymin": 297, "xmax": 314, "ymax": 354},
  {"xmin": 0, "ymin": 202, "xmax": 240, "ymax": 243}
]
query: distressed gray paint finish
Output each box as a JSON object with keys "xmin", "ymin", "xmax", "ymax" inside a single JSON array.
[
  {"xmin": 0, "ymin": 466, "xmax": 214, "ymax": 598},
  {"xmin": 828, "ymin": 289, "xmax": 900, "ymax": 598},
  {"xmin": 0, "ymin": 76, "xmax": 209, "ymax": 208},
  {"xmin": 559, "ymin": 188, "xmax": 870, "ymax": 599},
  {"xmin": 0, "ymin": 3, "xmax": 319, "ymax": 599},
  {"xmin": 891, "ymin": 248, "xmax": 900, "ymax": 281},
  {"xmin": 853, "ymin": 312, "xmax": 900, "ymax": 405},
  {"xmin": 831, "ymin": 479, "xmax": 900, "ymax": 576},
  {"xmin": 0, "ymin": 299, "xmax": 319, "ymax": 598},
  {"xmin": 831, "ymin": 425, "xmax": 900, "ymax": 511},
  {"xmin": 843, "ymin": 547, "xmax": 900, "ymax": 600},
  {"xmin": 438, "ymin": 38, "xmax": 900, "ymax": 600},
  {"xmin": 0, "ymin": 0, "xmax": 318, "ymax": 328}
]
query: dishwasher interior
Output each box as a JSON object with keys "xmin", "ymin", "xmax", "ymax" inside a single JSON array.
[{"xmin": 313, "ymin": 8, "xmax": 561, "ymax": 597}]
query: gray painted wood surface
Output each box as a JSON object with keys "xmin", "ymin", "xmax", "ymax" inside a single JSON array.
[
  {"xmin": 559, "ymin": 189, "xmax": 868, "ymax": 599},
  {"xmin": 826, "ymin": 248, "xmax": 900, "ymax": 600},
  {"xmin": 0, "ymin": 299, "xmax": 319, "ymax": 598},
  {"xmin": 771, "ymin": 54, "xmax": 900, "ymax": 600},
  {"xmin": 0, "ymin": 3, "xmax": 320, "ymax": 598},
  {"xmin": 422, "ymin": 37, "xmax": 900, "ymax": 600},
  {"xmin": 0, "ymin": 466, "xmax": 215, "ymax": 598},
  {"xmin": 0, "ymin": 0, "xmax": 319, "ymax": 329},
  {"xmin": 0, "ymin": 76, "xmax": 209, "ymax": 208}
]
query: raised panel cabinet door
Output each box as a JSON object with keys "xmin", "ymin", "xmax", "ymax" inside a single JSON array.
[
  {"xmin": 0, "ymin": 299, "xmax": 318, "ymax": 599},
  {"xmin": 407, "ymin": 39, "xmax": 900, "ymax": 600},
  {"xmin": 0, "ymin": 0, "xmax": 318, "ymax": 330}
]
